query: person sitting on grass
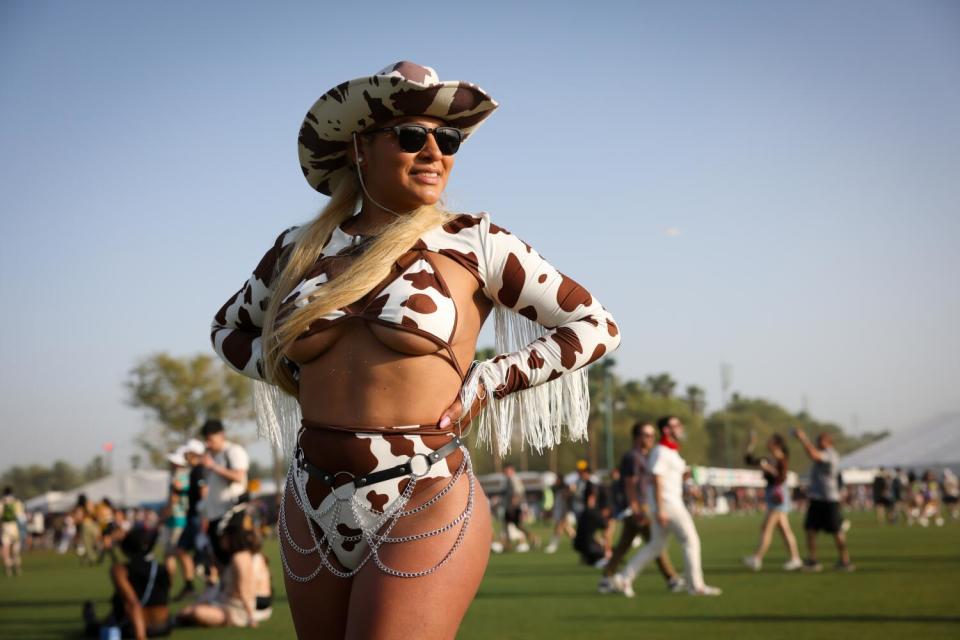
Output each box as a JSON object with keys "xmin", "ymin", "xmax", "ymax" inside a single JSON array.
[
  {"xmin": 82, "ymin": 524, "xmax": 172, "ymax": 639},
  {"xmin": 176, "ymin": 505, "xmax": 273, "ymax": 629}
]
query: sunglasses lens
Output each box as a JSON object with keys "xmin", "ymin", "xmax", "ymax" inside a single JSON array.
[
  {"xmin": 396, "ymin": 126, "xmax": 428, "ymax": 153},
  {"xmin": 390, "ymin": 125, "xmax": 463, "ymax": 155},
  {"xmin": 434, "ymin": 128, "xmax": 462, "ymax": 155}
]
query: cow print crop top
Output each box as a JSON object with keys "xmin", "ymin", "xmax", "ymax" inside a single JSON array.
[{"xmin": 211, "ymin": 213, "xmax": 621, "ymax": 400}]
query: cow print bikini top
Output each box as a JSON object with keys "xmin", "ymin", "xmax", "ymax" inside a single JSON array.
[
  {"xmin": 212, "ymin": 212, "xmax": 621, "ymax": 401},
  {"xmin": 279, "ymin": 218, "xmax": 471, "ymax": 379}
]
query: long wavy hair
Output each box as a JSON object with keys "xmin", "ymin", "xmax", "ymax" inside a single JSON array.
[{"xmin": 261, "ymin": 173, "xmax": 452, "ymax": 396}]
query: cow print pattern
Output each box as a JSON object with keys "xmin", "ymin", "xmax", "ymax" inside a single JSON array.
[
  {"xmin": 298, "ymin": 61, "xmax": 498, "ymax": 195},
  {"xmin": 211, "ymin": 213, "xmax": 621, "ymax": 402},
  {"xmin": 278, "ymin": 225, "xmax": 458, "ymax": 353},
  {"xmin": 289, "ymin": 431, "xmax": 457, "ymax": 570}
]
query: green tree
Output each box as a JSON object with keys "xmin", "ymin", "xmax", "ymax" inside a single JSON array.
[
  {"xmin": 83, "ymin": 456, "xmax": 109, "ymax": 482},
  {"xmin": 0, "ymin": 457, "xmax": 105, "ymax": 499},
  {"xmin": 703, "ymin": 395, "xmax": 878, "ymax": 471},
  {"xmin": 644, "ymin": 372, "xmax": 677, "ymax": 398},
  {"xmin": 126, "ymin": 352, "xmax": 254, "ymax": 467},
  {"xmin": 684, "ymin": 385, "xmax": 707, "ymax": 416}
]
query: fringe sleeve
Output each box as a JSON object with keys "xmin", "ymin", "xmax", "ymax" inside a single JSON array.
[
  {"xmin": 211, "ymin": 227, "xmax": 304, "ymax": 457},
  {"xmin": 459, "ymin": 214, "xmax": 621, "ymax": 456}
]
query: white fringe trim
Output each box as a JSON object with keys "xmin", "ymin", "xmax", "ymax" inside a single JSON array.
[
  {"xmin": 459, "ymin": 306, "xmax": 590, "ymax": 457},
  {"xmin": 255, "ymin": 306, "xmax": 591, "ymax": 461},
  {"xmin": 253, "ymin": 380, "xmax": 302, "ymax": 461}
]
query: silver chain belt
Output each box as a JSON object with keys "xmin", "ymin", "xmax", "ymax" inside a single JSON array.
[{"xmin": 278, "ymin": 444, "xmax": 474, "ymax": 581}]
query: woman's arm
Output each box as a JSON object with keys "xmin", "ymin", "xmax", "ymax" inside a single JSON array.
[
  {"xmin": 775, "ymin": 457, "xmax": 788, "ymax": 485},
  {"xmin": 210, "ymin": 227, "xmax": 298, "ymax": 381},
  {"xmin": 110, "ymin": 564, "xmax": 146, "ymax": 640},
  {"xmin": 475, "ymin": 216, "xmax": 621, "ymax": 397},
  {"xmin": 232, "ymin": 553, "xmax": 257, "ymax": 627}
]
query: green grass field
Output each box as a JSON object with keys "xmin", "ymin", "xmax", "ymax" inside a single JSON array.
[{"xmin": 1, "ymin": 512, "xmax": 958, "ymax": 639}]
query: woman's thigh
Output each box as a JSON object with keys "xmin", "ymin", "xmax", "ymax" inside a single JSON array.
[
  {"xmin": 345, "ymin": 478, "xmax": 492, "ymax": 640},
  {"xmin": 280, "ymin": 486, "xmax": 354, "ymax": 639}
]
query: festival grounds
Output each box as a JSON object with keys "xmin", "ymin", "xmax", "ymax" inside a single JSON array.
[{"xmin": 1, "ymin": 512, "xmax": 956, "ymax": 639}]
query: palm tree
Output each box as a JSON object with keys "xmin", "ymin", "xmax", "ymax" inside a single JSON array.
[
  {"xmin": 684, "ymin": 385, "xmax": 706, "ymax": 416},
  {"xmin": 645, "ymin": 372, "xmax": 677, "ymax": 398}
]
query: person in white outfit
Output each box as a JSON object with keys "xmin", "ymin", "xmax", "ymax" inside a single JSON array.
[{"xmin": 611, "ymin": 416, "xmax": 721, "ymax": 597}]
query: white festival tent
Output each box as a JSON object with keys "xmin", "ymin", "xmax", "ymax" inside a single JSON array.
[
  {"xmin": 24, "ymin": 470, "xmax": 171, "ymax": 514},
  {"xmin": 840, "ymin": 412, "xmax": 960, "ymax": 472}
]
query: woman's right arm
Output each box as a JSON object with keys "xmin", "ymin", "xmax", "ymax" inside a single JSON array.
[{"xmin": 210, "ymin": 228, "xmax": 298, "ymax": 381}]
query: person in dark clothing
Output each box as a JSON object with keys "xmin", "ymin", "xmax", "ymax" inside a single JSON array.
[
  {"xmin": 572, "ymin": 463, "xmax": 609, "ymax": 567},
  {"xmin": 83, "ymin": 525, "xmax": 172, "ymax": 639},
  {"xmin": 174, "ymin": 439, "xmax": 207, "ymax": 600}
]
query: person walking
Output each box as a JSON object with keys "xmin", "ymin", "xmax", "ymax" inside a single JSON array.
[
  {"xmin": 610, "ymin": 416, "xmax": 722, "ymax": 597},
  {"xmin": 598, "ymin": 422, "xmax": 683, "ymax": 592},
  {"xmin": 793, "ymin": 429, "xmax": 854, "ymax": 572},
  {"xmin": 501, "ymin": 464, "xmax": 533, "ymax": 552},
  {"xmin": 741, "ymin": 432, "xmax": 803, "ymax": 571},
  {"xmin": 543, "ymin": 474, "xmax": 575, "ymax": 554}
]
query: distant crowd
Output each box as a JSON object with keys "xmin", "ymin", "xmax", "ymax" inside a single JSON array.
[
  {"xmin": 487, "ymin": 416, "xmax": 959, "ymax": 598},
  {"xmin": 3, "ymin": 414, "xmax": 958, "ymax": 632},
  {"xmin": 2, "ymin": 419, "xmax": 272, "ymax": 639},
  {"xmin": 871, "ymin": 467, "xmax": 958, "ymax": 527}
]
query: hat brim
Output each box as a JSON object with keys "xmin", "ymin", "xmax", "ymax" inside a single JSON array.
[
  {"xmin": 298, "ymin": 76, "xmax": 498, "ymax": 195},
  {"xmin": 167, "ymin": 454, "xmax": 187, "ymax": 466}
]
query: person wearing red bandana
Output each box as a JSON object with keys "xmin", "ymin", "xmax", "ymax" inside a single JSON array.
[{"xmin": 610, "ymin": 416, "xmax": 722, "ymax": 597}]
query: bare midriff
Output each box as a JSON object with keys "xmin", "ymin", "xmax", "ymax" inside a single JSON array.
[{"xmin": 290, "ymin": 252, "xmax": 492, "ymax": 431}]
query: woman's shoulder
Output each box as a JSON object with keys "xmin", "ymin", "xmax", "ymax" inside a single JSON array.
[
  {"xmin": 425, "ymin": 210, "xmax": 529, "ymax": 248},
  {"xmin": 273, "ymin": 224, "xmax": 304, "ymax": 250}
]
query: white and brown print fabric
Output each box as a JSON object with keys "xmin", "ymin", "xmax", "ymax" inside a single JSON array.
[
  {"xmin": 285, "ymin": 430, "xmax": 460, "ymax": 571},
  {"xmin": 211, "ymin": 213, "xmax": 621, "ymax": 403},
  {"xmin": 298, "ymin": 61, "xmax": 498, "ymax": 195}
]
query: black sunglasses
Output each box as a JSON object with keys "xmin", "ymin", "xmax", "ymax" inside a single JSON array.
[{"xmin": 363, "ymin": 124, "xmax": 464, "ymax": 156}]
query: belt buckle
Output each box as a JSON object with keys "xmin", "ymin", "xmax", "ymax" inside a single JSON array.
[
  {"xmin": 409, "ymin": 453, "xmax": 431, "ymax": 479},
  {"xmin": 331, "ymin": 471, "xmax": 356, "ymax": 500}
]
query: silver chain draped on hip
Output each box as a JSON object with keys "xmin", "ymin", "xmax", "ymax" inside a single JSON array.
[{"xmin": 278, "ymin": 445, "xmax": 475, "ymax": 581}]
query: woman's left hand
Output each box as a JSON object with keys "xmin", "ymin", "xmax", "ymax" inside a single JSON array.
[
  {"xmin": 437, "ymin": 397, "xmax": 463, "ymax": 430},
  {"xmin": 437, "ymin": 388, "xmax": 487, "ymax": 430}
]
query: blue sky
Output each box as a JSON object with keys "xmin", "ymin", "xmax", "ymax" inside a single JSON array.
[{"xmin": 1, "ymin": 0, "xmax": 958, "ymax": 470}]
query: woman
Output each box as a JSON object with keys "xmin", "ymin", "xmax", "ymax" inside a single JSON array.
[
  {"xmin": 82, "ymin": 525, "xmax": 172, "ymax": 639},
  {"xmin": 176, "ymin": 506, "xmax": 273, "ymax": 628},
  {"xmin": 73, "ymin": 494, "xmax": 100, "ymax": 567},
  {"xmin": 741, "ymin": 432, "xmax": 802, "ymax": 571},
  {"xmin": 211, "ymin": 61, "xmax": 621, "ymax": 638}
]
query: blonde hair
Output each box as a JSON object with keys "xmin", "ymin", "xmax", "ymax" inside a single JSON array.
[{"xmin": 261, "ymin": 173, "xmax": 452, "ymax": 396}]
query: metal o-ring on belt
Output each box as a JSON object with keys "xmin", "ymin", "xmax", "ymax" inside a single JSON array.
[{"xmin": 296, "ymin": 435, "xmax": 464, "ymax": 499}]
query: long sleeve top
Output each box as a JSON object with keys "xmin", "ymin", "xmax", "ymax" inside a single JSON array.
[{"xmin": 211, "ymin": 212, "xmax": 620, "ymax": 404}]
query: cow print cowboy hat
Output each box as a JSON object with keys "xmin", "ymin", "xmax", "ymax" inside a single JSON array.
[{"xmin": 297, "ymin": 61, "xmax": 498, "ymax": 196}]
